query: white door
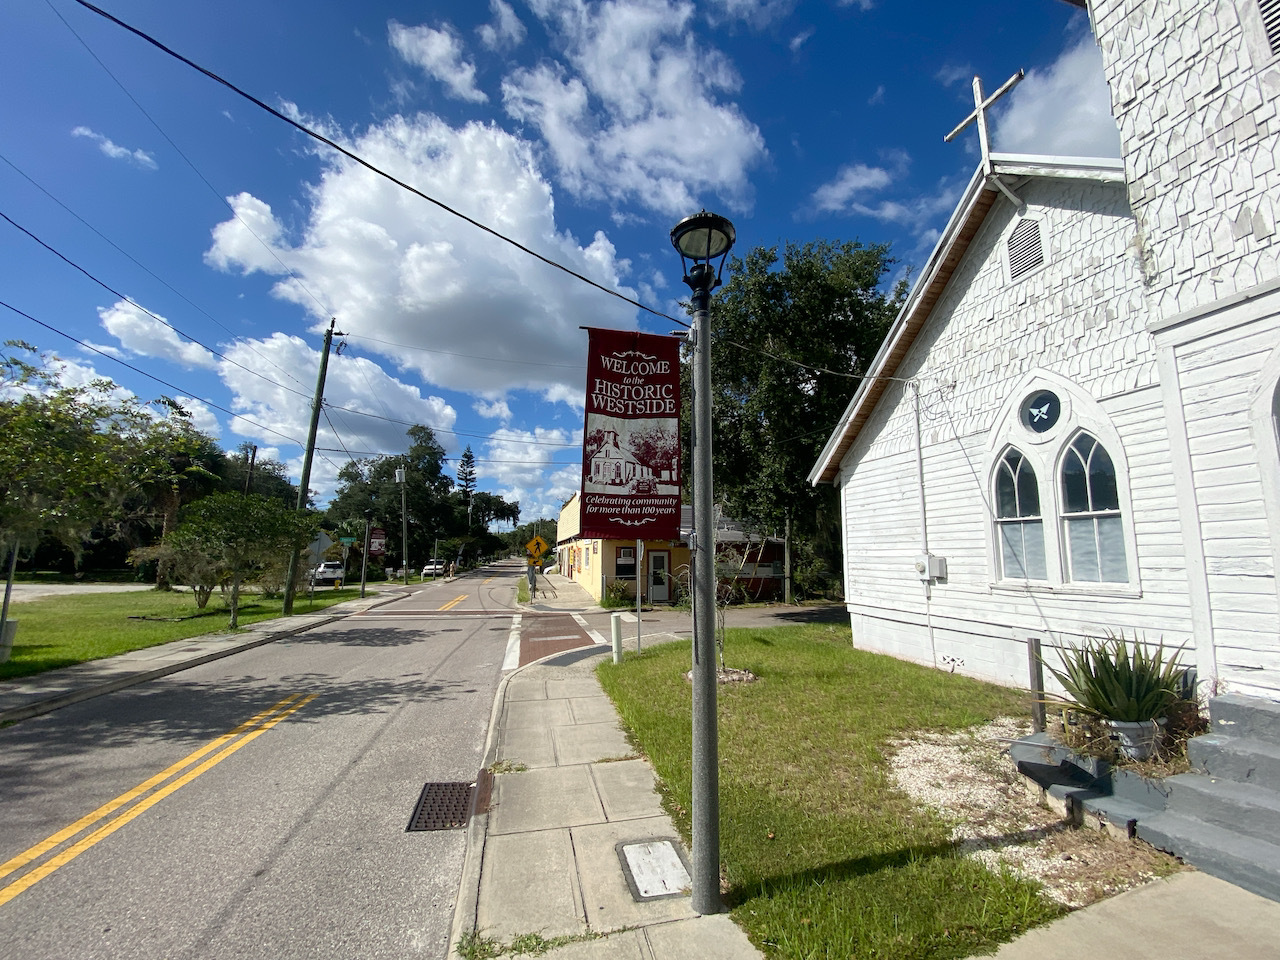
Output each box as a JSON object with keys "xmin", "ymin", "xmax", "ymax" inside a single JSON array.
[{"xmin": 649, "ymin": 552, "xmax": 669, "ymax": 602}]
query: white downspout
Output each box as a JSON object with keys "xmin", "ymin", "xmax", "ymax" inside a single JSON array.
[{"xmin": 913, "ymin": 381, "xmax": 938, "ymax": 667}]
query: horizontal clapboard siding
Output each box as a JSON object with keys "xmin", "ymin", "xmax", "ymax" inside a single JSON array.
[
  {"xmin": 1170, "ymin": 305, "xmax": 1280, "ymax": 696},
  {"xmin": 837, "ymin": 176, "xmax": 1197, "ymax": 690}
]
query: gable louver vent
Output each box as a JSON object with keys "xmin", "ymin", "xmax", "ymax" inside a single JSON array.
[
  {"xmin": 1262, "ymin": 0, "xmax": 1280, "ymax": 55},
  {"xmin": 1008, "ymin": 218, "xmax": 1045, "ymax": 280}
]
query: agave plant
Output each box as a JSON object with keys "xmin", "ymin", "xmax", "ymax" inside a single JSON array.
[{"xmin": 1046, "ymin": 634, "xmax": 1187, "ymax": 723}]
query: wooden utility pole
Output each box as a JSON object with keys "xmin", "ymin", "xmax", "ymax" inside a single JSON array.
[{"xmin": 283, "ymin": 318, "xmax": 340, "ymax": 615}]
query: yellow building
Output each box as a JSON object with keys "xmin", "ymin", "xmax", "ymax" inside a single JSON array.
[{"xmin": 556, "ymin": 492, "xmax": 689, "ymax": 604}]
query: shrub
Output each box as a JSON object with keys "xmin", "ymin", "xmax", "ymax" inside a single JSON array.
[
  {"xmin": 601, "ymin": 578, "xmax": 634, "ymax": 609},
  {"xmin": 1045, "ymin": 633, "xmax": 1187, "ymax": 723}
]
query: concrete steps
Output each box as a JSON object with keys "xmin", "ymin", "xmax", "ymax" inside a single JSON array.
[
  {"xmin": 1012, "ymin": 695, "xmax": 1280, "ymax": 903},
  {"xmin": 1136, "ymin": 695, "xmax": 1280, "ymax": 903}
]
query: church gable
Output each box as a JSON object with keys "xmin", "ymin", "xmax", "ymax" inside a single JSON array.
[{"xmin": 847, "ymin": 174, "xmax": 1147, "ymax": 471}]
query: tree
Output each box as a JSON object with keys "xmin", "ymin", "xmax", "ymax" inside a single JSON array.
[
  {"xmin": 129, "ymin": 527, "xmax": 223, "ymax": 609},
  {"xmin": 326, "ymin": 426, "xmax": 456, "ymax": 569},
  {"xmin": 129, "ymin": 408, "xmax": 227, "ymax": 587},
  {"xmin": 696, "ymin": 240, "xmax": 904, "ymax": 591},
  {"xmin": 222, "ymin": 443, "xmax": 298, "ymax": 505},
  {"xmin": 175, "ymin": 492, "xmax": 318, "ymax": 627},
  {"xmin": 456, "ymin": 446, "xmax": 478, "ymax": 499},
  {"xmin": 1, "ymin": 344, "xmax": 153, "ymax": 629}
]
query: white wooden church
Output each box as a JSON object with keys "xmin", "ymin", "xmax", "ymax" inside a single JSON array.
[{"xmin": 811, "ymin": 0, "xmax": 1280, "ymax": 704}]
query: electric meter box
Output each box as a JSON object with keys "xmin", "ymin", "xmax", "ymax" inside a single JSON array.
[{"xmin": 914, "ymin": 553, "xmax": 947, "ymax": 581}]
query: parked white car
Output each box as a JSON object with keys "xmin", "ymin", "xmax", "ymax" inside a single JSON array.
[
  {"xmin": 421, "ymin": 559, "xmax": 446, "ymax": 577},
  {"xmin": 311, "ymin": 561, "xmax": 345, "ymax": 585}
]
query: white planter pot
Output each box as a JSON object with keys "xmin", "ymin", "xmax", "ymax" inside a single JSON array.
[
  {"xmin": 0, "ymin": 619, "xmax": 15, "ymax": 664},
  {"xmin": 1108, "ymin": 717, "xmax": 1166, "ymax": 761}
]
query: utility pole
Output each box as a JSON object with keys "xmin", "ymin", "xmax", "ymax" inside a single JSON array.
[
  {"xmin": 397, "ymin": 463, "xmax": 409, "ymax": 586},
  {"xmin": 284, "ymin": 318, "xmax": 341, "ymax": 615},
  {"xmin": 243, "ymin": 444, "xmax": 257, "ymax": 495}
]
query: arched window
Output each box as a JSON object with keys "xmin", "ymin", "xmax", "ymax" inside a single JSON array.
[
  {"xmin": 1061, "ymin": 432, "xmax": 1128, "ymax": 582},
  {"xmin": 995, "ymin": 448, "xmax": 1046, "ymax": 580}
]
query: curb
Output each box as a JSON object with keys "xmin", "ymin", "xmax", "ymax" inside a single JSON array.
[
  {"xmin": 446, "ymin": 637, "xmax": 618, "ymax": 958},
  {"xmin": 0, "ymin": 589, "xmax": 408, "ymax": 726}
]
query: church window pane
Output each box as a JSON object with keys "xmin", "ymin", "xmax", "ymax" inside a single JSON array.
[
  {"xmin": 995, "ymin": 449, "xmax": 1046, "ymax": 580},
  {"xmin": 1061, "ymin": 433, "xmax": 1128, "ymax": 582}
]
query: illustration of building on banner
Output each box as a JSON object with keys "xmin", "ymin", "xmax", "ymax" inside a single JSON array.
[{"xmin": 580, "ymin": 329, "xmax": 681, "ymax": 540}]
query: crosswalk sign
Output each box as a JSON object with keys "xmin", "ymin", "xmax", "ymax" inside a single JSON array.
[{"xmin": 526, "ymin": 535, "xmax": 550, "ymax": 559}]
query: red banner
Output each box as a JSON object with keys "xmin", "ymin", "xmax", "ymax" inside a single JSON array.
[{"xmin": 580, "ymin": 328, "xmax": 682, "ymax": 540}]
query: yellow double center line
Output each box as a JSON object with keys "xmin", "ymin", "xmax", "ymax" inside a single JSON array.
[
  {"xmin": 439, "ymin": 594, "xmax": 468, "ymax": 611},
  {"xmin": 0, "ymin": 692, "xmax": 316, "ymax": 907}
]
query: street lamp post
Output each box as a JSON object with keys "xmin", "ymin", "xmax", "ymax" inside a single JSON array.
[{"xmin": 670, "ymin": 210, "xmax": 735, "ymax": 916}]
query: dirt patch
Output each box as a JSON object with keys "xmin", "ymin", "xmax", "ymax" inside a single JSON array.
[{"xmin": 888, "ymin": 717, "xmax": 1182, "ymax": 908}]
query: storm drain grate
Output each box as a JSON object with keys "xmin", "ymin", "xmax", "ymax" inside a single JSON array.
[{"xmin": 407, "ymin": 781, "xmax": 474, "ymax": 831}]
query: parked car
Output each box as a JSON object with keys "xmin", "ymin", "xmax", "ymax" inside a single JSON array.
[
  {"xmin": 311, "ymin": 561, "xmax": 345, "ymax": 585},
  {"xmin": 421, "ymin": 559, "xmax": 446, "ymax": 577}
]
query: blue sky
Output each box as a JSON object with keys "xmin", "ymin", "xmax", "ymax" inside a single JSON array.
[{"xmin": 0, "ymin": 0, "xmax": 1120, "ymax": 525}]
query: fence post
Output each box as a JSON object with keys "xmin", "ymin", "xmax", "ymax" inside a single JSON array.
[{"xmin": 1027, "ymin": 634, "xmax": 1046, "ymax": 734}]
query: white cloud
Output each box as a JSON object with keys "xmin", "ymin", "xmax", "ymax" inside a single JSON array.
[
  {"xmin": 502, "ymin": 0, "xmax": 766, "ymax": 216},
  {"xmin": 704, "ymin": 0, "xmax": 795, "ymax": 27},
  {"xmin": 475, "ymin": 398, "xmax": 512, "ymax": 421},
  {"xmin": 867, "ymin": 84, "xmax": 885, "ymax": 106},
  {"xmin": 98, "ymin": 300, "xmax": 218, "ymax": 370},
  {"xmin": 71, "ymin": 126, "xmax": 157, "ymax": 170},
  {"xmin": 811, "ymin": 163, "xmax": 894, "ymax": 213},
  {"xmin": 992, "ymin": 32, "xmax": 1120, "ymax": 158},
  {"xmin": 789, "ymin": 28, "xmax": 815, "ymax": 54},
  {"xmin": 169, "ymin": 397, "xmax": 222, "ymax": 437},
  {"xmin": 934, "ymin": 63, "xmax": 972, "ymax": 88},
  {"xmin": 204, "ymin": 193, "xmax": 286, "ymax": 274},
  {"xmin": 484, "ymin": 425, "xmax": 580, "ymax": 521},
  {"xmin": 478, "ymin": 0, "xmax": 526, "ymax": 50},
  {"xmin": 390, "ymin": 21, "xmax": 488, "ymax": 103},
  {"xmin": 216, "ymin": 333, "xmax": 458, "ymax": 503},
  {"xmin": 205, "ymin": 113, "xmax": 633, "ymax": 402}
]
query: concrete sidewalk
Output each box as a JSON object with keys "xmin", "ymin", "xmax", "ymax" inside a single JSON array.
[
  {"xmin": 459, "ymin": 572, "xmax": 1280, "ymax": 960},
  {"xmin": 450, "ymin": 632, "xmax": 764, "ymax": 960},
  {"xmin": 0, "ymin": 585, "xmax": 407, "ymax": 724}
]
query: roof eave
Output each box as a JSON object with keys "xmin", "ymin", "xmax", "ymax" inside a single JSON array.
[{"xmin": 809, "ymin": 163, "xmax": 994, "ymax": 485}]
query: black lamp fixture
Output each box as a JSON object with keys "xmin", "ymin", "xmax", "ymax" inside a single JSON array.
[{"xmin": 670, "ymin": 210, "xmax": 736, "ymax": 294}]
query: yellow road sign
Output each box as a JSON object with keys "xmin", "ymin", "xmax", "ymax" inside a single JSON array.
[{"xmin": 526, "ymin": 534, "xmax": 550, "ymax": 557}]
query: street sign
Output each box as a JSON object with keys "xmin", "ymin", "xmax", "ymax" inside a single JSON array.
[
  {"xmin": 338, "ymin": 536, "xmax": 358, "ymax": 544},
  {"xmin": 306, "ymin": 531, "xmax": 334, "ymax": 566},
  {"xmin": 526, "ymin": 535, "xmax": 549, "ymax": 561}
]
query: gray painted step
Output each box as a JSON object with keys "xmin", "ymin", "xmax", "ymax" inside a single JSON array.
[
  {"xmin": 1078, "ymin": 794, "xmax": 1158, "ymax": 836},
  {"xmin": 1209, "ymin": 695, "xmax": 1280, "ymax": 742},
  {"xmin": 1136, "ymin": 810, "xmax": 1280, "ymax": 903},
  {"xmin": 1189, "ymin": 734, "xmax": 1280, "ymax": 791},
  {"xmin": 1163, "ymin": 773, "xmax": 1280, "ymax": 845}
]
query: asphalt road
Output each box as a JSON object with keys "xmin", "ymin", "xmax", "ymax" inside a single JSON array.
[{"xmin": 0, "ymin": 562, "xmax": 532, "ymax": 960}]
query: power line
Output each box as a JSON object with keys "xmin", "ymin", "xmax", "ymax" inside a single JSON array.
[
  {"xmin": 0, "ymin": 150, "xmax": 308, "ymax": 390},
  {"xmin": 0, "ymin": 298, "xmax": 304, "ymax": 447},
  {"xmin": 62, "ymin": 1, "xmax": 894, "ymax": 395},
  {"xmin": 0, "ymin": 209, "xmax": 315, "ymax": 404},
  {"xmin": 46, "ymin": 0, "xmax": 335, "ymax": 325},
  {"xmin": 70, "ymin": 0, "xmax": 685, "ymax": 329}
]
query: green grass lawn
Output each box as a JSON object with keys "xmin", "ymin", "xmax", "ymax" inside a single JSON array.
[
  {"xmin": 1, "ymin": 587, "xmax": 360, "ymax": 681},
  {"xmin": 597, "ymin": 624, "xmax": 1064, "ymax": 960}
]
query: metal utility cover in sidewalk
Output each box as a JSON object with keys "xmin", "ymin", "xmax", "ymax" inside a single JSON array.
[{"xmin": 616, "ymin": 839, "xmax": 691, "ymax": 900}]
